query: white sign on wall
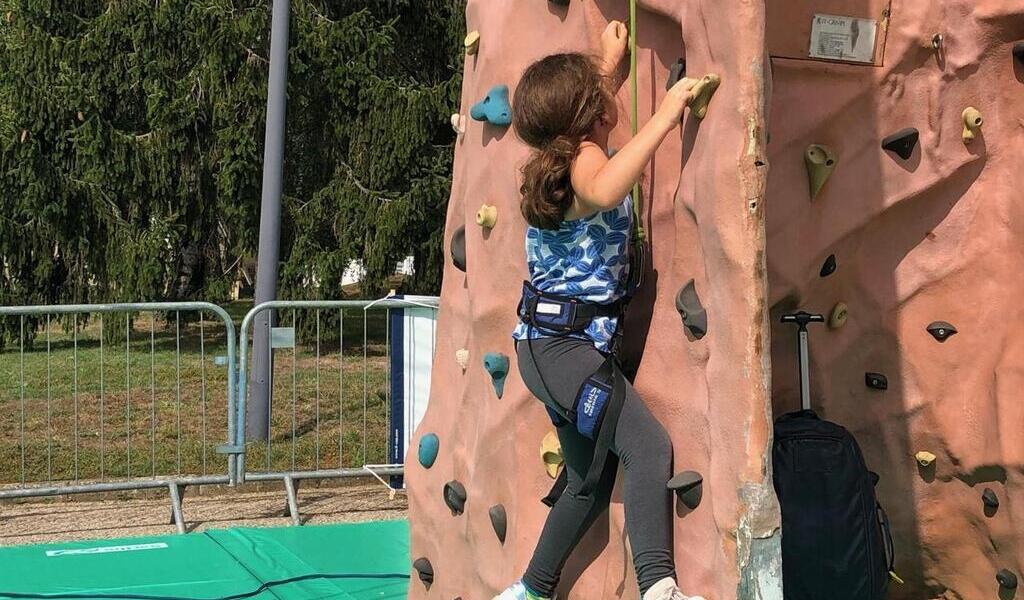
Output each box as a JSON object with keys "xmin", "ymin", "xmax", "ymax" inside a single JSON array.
[{"xmin": 809, "ymin": 14, "xmax": 878, "ymax": 64}]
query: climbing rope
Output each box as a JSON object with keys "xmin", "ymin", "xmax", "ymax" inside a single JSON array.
[{"xmin": 628, "ymin": 0, "xmax": 645, "ymax": 243}]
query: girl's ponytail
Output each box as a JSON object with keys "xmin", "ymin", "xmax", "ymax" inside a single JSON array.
[
  {"xmin": 519, "ymin": 135, "xmax": 580, "ymax": 230},
  {"xmin": 512, "ymin": 53, "xmax": 610, "ymax": 230}
]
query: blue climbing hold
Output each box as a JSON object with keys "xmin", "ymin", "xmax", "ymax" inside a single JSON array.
[
  {"xmin": 418, "ymin": 433, "xmax": 439, "ymax": 468},
  {"xmin": 470, "ymin": 85, "xmax": 512, "ymax": 127},
  {"xmin": 483, "ymin": 352, "xmax": 510, "ymax": 398}
]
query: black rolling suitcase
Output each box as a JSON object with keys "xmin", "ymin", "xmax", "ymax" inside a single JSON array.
[{"xmin": 773, "ymin": 312, "xmax": 898, "ymax": 600}]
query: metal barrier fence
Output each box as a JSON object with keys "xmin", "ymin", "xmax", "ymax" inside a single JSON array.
[
  {"xmin": 0, "ymin": 303, "xmax": 238, "ymax": 533},
  {"xmin": 235, "ymin": 298, "xmax": 438, "ymax": 524},
  {"xmin": 0, "ymin": 297, "xmax": 438, "ymax": 530}
]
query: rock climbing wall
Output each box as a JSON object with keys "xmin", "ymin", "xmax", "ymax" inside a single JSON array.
[
  {"xmin": 409, "ymin": 0, "xmax": 1023, "ymax": 598},
  {"xmin": 407, "ymin": 0, "xmax": 779, "ymax": 598},
  {"xmin": 765, "ymin": 1, "xmax": 1024, "ymax": 599}
]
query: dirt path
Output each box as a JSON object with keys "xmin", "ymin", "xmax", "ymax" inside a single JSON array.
[{"xmin": 0, "ymin": 482, "xmax": 407, "ymax": 546}]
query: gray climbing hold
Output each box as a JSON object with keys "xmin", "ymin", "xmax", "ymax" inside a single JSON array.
[
  {"xmin": 675, "ymin": 279, "xmax": 707, "ymax": 340},
  {"xmin": 667, "ymin": 471, "xmax": 703, "ymax": 510},
  {"xmin": 451, "ymin": 225, "xmax": 466, "ymax": 272},
  {"xmin": 418, "ymin": 433, "xmax": 439, "ymax": 468},
  {"xmin": 443, "ymin": 480, "xmax": 467, "ymax": 515},
  {"xmin": 997, "ymin": 569, "xmax": 1018, "ymax": 590},
  {"xmin": 820, "ymin": 254, "xmax": 837, "ymax": 277},
  {"xmin": 483, "ymin": 352, "xmax": 510, "ymax": 398},
  {"xmin": 1014, "ymin": 42, "xmax": 1024, "ymax": 66},
  {"xmin": 881, "ymin": 128, "xmax": 919, "ymax": 160},
  {"xmin": 412, "ymin": 557, "xmax": 434, "ymax": 586},
  {"xmin": 926, "ymin": 321, "xmax": 957, "ymax": 342},
  {"xmin": 489, "ymin": 504, "xmax": 507, "ymax": 544},
  {"xmin": 865, "ymin": 372, "xmax": 888, "ymax": 390},
  {"xmin": 666, "ymin": 58, "xmax": 686, "ymax": 90},
  {"xmin": 982, "ymin": 488, "xmax": 999, "ymax": 511}
]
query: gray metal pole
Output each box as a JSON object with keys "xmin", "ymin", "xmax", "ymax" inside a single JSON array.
[{"xmin": 249, "ymin": 0, "xmax": 291, "ymax": 442}]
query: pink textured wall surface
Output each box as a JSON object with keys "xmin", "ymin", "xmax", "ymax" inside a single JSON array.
[
  {"xmin": 408, "ymin": 0, "xmax": 1023, "ymax": 598},
  {"xmin": 767, "ymin": 1, "xmax": 1024, "ymax": 598}
]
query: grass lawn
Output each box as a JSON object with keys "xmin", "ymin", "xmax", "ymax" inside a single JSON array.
[{"xmin": 0, "ymin": 302, "xmax": 395, "ymax": 486}]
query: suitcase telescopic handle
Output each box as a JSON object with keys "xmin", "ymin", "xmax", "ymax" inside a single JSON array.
[
  {"xmin": 781, "ymin": 311, "xmax": 824, "ymax": 410},
  {"xmin": 780, "ymin": 311, "xmax": 825, "ymax": 329}
]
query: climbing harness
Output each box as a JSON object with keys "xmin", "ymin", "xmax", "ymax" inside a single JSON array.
[
  {"xmin": 519, "ymin": 282, "xmax": 625, "ymax": 334},
  {"xmin": 518, "ymin": 285, "xmax": 630, "ymax": 500},
  {"xmin": 520, "ymin": 8, "xmax": 650, "ymax": 504}
]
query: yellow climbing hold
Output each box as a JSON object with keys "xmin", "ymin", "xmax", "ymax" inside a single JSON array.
[
  {"xmin": 455, "ymin": 348, "xmax": 469, "ymax": 371},
  {"xmin": 962, "ymin": 107, "xmax": 983, "ymax": 143},
  {"xmin": 915, "ymin": 451, "xmax": 936, "ymax": 467},
  {"xmin": 476, "ymin": 204, "xmax": 498, "ymax": 228},
  {"xmin": 828, "ymin": 302, "xmax": 848, "ymax": 330},
  {"xmin": 541, "ymin": 431, "xmax": 563, "ymax": 479},
  {"xmin": 805, "ymin": 144, "xmax": 838, "ymax": 200},
  {"xmin": 681, "ymin": 74, "xmax": 721, "ymax": 120},
  {"xmin": 464, "ymin": 31, "xmax": 480, "ymax": 55}
]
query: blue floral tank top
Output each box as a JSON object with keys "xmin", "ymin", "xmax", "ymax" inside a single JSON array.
[{"xmin": 512, "ymin": 196, "xmax": 632, "ymax": 352}]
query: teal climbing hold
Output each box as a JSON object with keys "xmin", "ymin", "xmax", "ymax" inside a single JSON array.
[
  {"xmin": 483, "ymin": 352, "xmax": 510, "ymax": 398},
  {"xmin": 418, "ymin": 433, "xmax": 439, "ymax": 468},
  {"xmin": 470, "ymin": 85, "xmax": 512, "ymax": 127}
]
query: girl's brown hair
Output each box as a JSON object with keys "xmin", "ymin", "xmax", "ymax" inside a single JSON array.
[{"xmin": 512, "ymin": 53, "xmax": 610, "ymax": 230}]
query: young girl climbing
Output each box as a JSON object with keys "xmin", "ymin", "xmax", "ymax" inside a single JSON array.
[{"xmin": 497, "ymin": 21, "xmax": 706, "ymax": 600}]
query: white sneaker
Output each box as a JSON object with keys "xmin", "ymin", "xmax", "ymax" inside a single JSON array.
[
  {"xmin": 642, "ymin": 577, "xmax": 707, "ymax": 600},
  {"xmin": 493, "ymin": 580, "xmax": 554, "ymax": 600}
]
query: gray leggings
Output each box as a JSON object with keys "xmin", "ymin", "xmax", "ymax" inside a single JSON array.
[{"xmin": 516, "ymin": 335, "xmax": 676, "ymax": 597}]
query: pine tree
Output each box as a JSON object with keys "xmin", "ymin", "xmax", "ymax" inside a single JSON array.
[{"xmin": 0, "ymin": 0, "xmax": 462, "ymax": 329}]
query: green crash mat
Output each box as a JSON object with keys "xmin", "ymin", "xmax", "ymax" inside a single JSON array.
[{"xmin": 0, "ymin": 520, "xmax": 410, "ymax": 599}]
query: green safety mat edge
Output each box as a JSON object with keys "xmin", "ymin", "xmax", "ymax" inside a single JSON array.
[{"xmin": 0, "ymin": 520, "xmax": 410, "ymax": 600}]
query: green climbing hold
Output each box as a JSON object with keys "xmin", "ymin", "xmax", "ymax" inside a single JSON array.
[
  {"xmin": 675, "ymin": 279, "xmax": 707, "ymax": 340},
  {"xmin": 667, "ymin": 471, "xmax": 703, "ymax": 510},
  {"xmin": 483, "ymin": 352, "xmax": 510, "ymax": 398},
  {"xmin": 443, "ymin": 480, "xmax": 467, "ymax": 515},
  {"xmin": 881, "ymin": 128, "xmax": 919, "ymax": 160},
  {"xmin": 470, "ymin": 85, "xmax": 511, "ymax": 127},
  {"xmin": 418, "ymin": 433, "xmax": 439, "ymax": 468},
  {"xmin": 412, "ymin": 557, "xmax": 434, "ymax": 586},
  {"xmin": 489, "ymin": 504, "xmax": 508, "ymax": 544}
]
